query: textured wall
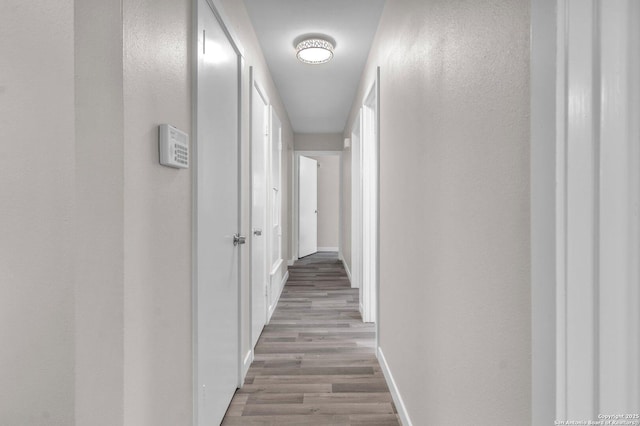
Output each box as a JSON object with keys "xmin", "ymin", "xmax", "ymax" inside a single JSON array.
[
  {"xmin": 345, "ymin": 0, "xmax": 531, "ymax": 423},
  {"xmin": 530, "ymin": 0, "xmax": 556, "ymax": 423},
  {"xmin": 74, "ymin": 0, "xmax": 125, "ymax": 424},
  {"xmin": 121, "ymin": 0, "xmax": 193, "ymax": 424},
  {"xmin": 0, "ymin": 1, "xmax": 75, "ymax": 424}
]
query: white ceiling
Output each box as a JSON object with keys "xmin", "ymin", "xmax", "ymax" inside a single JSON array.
[{"xmin": 243, "ymin": 0, "xmax": 386, "ymax": 134}]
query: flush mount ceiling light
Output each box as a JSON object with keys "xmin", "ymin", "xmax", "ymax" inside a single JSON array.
[{"xmin": 296, "ymin": 38, "xmax": 334, "ymax": 64}]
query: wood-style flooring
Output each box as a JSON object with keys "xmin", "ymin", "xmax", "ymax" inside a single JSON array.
[{"xmin": 222, "ymin": 252, "xmax": 400, "ymax": 426}]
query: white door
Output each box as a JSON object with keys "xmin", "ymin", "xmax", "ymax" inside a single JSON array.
[
  {"xmin": 251, "ymin": 79, "xmax": 268, "ymax": 348},
  {"xmin": 195, "ymin": 1, "xmax": 242, "ymax": 424},
  {"xmin": 298, "ymin": 156, "xmax": 318, "ymax": 258}
]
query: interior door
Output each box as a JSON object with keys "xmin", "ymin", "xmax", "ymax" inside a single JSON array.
[
  {"xmin": 195, "ymin": 1, "xmax": 241, "ymax": 424},
  {"xmin": 251, "ymin": 79, "xmax": 268, "ymax": 348},
  {"xmin": 298, "ymin": 156, "xmax": 318, "ymax": 258}
]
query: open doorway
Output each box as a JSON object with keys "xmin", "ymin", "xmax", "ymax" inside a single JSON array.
[{"xmin": 295, "ymin": 151, "xmax": 343, "ymax": 259}]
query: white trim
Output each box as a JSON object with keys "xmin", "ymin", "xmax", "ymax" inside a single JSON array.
[
  {"xmin": 598, "ymin": 0, "xmax": 640, "ymax": 412},
  {"xmin": 342, "ymin": 259, "xmax": 352, "ymax": 284},
  {"xmin": 269, "ymin": 258, "xmax": 283, "ymax": 276},
  {"xmin": 377, "ymin": 347, "xmax": 413, "ymax": 426},
  {"xmin": 317, "ymin": 247, "xmax": 338, "ymax": 252},
  {"xmin": 287, "ymin": 258, "xmax": 295, "ymax": 266},
  {"xmin": 555, "ymin": 0, "xmax": 640, "ymax": 418},
  {"xmin": 361, "ymin": 75, "xmax": 379, "ymax": 325},
  {"xmin": 351, "ymin": 108, "xmax": 363, "ymax": 307},
  {"xmin": 241, "ymin": 350, "xmax": 253, "ymax": 385},
  {"xmin": 202, "ymin": 0, "xmax": 244, "ymax": 58},
  {"xmin": 339, "ymin": 146, "xmax": 344, "ymax": 263},
  {"xmin": 267, "ymin": 270, "xmax": 288, "ymax": 323}
]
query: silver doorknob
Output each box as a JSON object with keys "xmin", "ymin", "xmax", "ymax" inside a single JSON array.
[
  {"xmin": 233, "ymin": 234, "xmax": 246, "ymax": 246},
  {"xmin": 253, "ymin": 228, "xmax": 262, "ymax": 236}
]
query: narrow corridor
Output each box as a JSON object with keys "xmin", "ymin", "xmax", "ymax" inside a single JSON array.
[{"xmin": 222, "ymin": 252, "xmax": 399, "ymax": 425}]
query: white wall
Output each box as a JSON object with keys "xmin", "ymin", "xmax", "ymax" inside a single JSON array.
[
  {"xmin": 0, "ymin": 1, "xmax": 293, "ymax": 424},
  {"xmin": 530, "ymin": 0, "xmax": 556, "ymax": 423},
  {"xmin": 310, "ymin": 156, "xmax": 340, "ymax": 250},
  {"xmin": 75, "ymin": 0, "xmax": 125, "ymax": 424},
  {"xmin": 0, "ymin": 1, "xmax": 75, "ymax": 425},
  {"xmin": 345, "ymin": 0, "xmax": 531, "ymax": 424},
  {"xmin": 120, "ymin": 0, "xmax": 192, "ymax": 423},
  {"xmin": 295, "ymin": 133, "xmax": 343, "ymax": 151}
]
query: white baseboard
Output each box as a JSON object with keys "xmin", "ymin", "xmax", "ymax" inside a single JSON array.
[
  {"xmin": 267, "ymin": 270, "xmax": 288, "ymax": 323},
  {"xmin": 342, "ymin": 259, "xmax": 352, "ymax": 283},
  {"xmin": 317, "ymin": 246, "xmax": 338, "ymax": 252},
  {"xmin": 377, "ymin": 347, "xmax": 413, "ymax": 426},
  {"xmin": 241, "ymin": 349, "xmax": 253, "ymax": 386},
  {"xmin": 287, "ymin": 258, "xmax": 296, "ymax": 266}
]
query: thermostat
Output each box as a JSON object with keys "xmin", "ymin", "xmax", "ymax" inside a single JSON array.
[{"xmin": 159, "ymin": 124, "xmax": 189, "ymax": 169}]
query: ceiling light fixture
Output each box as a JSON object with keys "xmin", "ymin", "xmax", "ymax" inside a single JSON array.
[{"xmin": 296, "ymin": 38, "xmax": 334, "ymax": 64}]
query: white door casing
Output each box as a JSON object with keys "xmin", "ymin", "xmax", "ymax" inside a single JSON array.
[
  {"xmin": 267, "ymin": 109, "xmax": 284, "ymax": 317},
  {"xmin": 361, "ymin": 78, "xmax": 379, "ymax": 324},
  {"xmin": 270, "ymin": 109, "xmax": 283, "ymax": 272},
  {"xmin": 555, "ymin": 0, "xmax": 640, "ymax": 420},
  {"xmin": 194, "ymin": 0, "xmax": 243, "ymax": 424},
  {"xmin": 250, "ymin": 75, "xmax": 268, "ymax": 349},
  {"xmin": 351, "ymin": 109, "xmax": 363, "ymax": 297},
  {"xmin": 298, "ymin": 156, "xmax": 318, "ymax": 258}
]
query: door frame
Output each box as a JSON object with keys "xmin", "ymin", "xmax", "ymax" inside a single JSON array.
[
  {"xmin": 191, "ymin": 0, "xmax": 246, "ymax": 424},
  {"xmin": 293, "ymin": 150, "xmax": 344, "ymax": 261},
  {"xmin": 531, "ymin": 0, "xmax": 640, "ymax": 422},
  {"xmin": 267, "ymin": 108, "xmax": 284, "ymax": 321},
  {"xmin": 360, "ymin": 74, "xmax": 380, "ymax": 327},
  {"xmin": 350, "ymin": 109, "xmax": 363, "ymax": 292},
  {"xmin": 249, "ymin": 69, "xmax": 270, "ymax": 350}
]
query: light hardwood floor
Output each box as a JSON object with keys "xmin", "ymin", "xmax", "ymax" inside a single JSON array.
[{"xmin": 222, "ymin": 252, "xmax": 400, "ymax": 426}]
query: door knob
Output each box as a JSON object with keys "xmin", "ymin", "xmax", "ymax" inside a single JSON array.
[
  {"xmin": 233, "ymin": 234, "xmax": 246, "ymax": 246},
  {"xmin": 253, "ymin": 228, "xmax": 262, "ymax": 236}
]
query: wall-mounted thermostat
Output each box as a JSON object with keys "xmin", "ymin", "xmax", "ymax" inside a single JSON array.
[{"xmin": 159, "ymin": 124, "xmax": 189, "ymax": 169}]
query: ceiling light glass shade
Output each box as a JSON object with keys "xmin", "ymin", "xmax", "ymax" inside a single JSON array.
[{"xmin": 296, "ymin": 39, "xmax": 334, "ymax": 64}]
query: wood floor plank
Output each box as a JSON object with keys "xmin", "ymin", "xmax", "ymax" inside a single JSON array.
[
  {"xmin": 222, "ymin": 252, "xmax": 399, "ymax": 425},
  {"xmin": 241, "ymin": 402, "xmax": 394, "ymax": 416}
]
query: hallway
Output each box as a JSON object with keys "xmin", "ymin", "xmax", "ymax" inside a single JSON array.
[{"xmin": 222, "ymin": 253, "xmax": 399, "ymax": 425}]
